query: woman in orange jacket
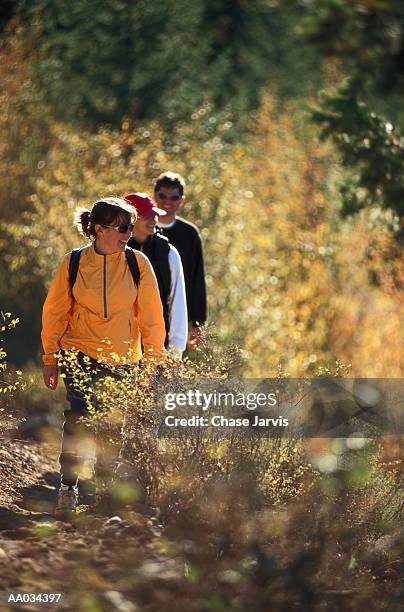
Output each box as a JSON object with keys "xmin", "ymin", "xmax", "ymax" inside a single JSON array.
[{"xmin": 41, "ymin": 197, "xmax": 166, "ymax": 514}]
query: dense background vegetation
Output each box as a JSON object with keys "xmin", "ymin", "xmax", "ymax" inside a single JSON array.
[{"xmin": 1, "ymin": 1, "xmax": 402, "ymax": 374}]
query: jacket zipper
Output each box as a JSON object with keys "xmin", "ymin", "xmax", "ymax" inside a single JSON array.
[{"xmin": 103, "ymin": 255, "xmax": 108, "ymax": 318}]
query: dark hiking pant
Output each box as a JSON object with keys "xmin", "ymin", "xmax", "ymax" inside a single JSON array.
[{"xmin": 59, "ymin": 352, "xmax": 125, "ymax": 487}]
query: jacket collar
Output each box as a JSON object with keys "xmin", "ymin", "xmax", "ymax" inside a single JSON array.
[{"xmin": 87, "ymin": 243, "xmax": 125, "ymax": 262}]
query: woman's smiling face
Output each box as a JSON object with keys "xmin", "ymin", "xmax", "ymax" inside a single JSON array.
[
  {"xmin": 95, "ymin": 213, "xmax": 133, "ymax": 254},
  {"xmin": 133, "ymin": 213, "xmax": 158, "ymax": 242}
]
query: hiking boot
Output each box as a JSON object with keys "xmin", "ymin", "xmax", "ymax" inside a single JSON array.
[{"xmin": 55, "ymin": 484, "xmax": 79, "ymax": 515}]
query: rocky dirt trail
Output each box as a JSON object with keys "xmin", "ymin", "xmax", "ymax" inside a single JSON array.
[
  {"xmin": 0, "ymin": 438, "xmax": 183, "ymax": 612},
  {"xmin": 1, "ymin": 437, "xmax": 402, "ymax": 612}
]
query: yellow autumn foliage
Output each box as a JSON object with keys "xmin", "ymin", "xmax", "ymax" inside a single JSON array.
[{"xmin": 0, "ymin": 28, "xmax": 402, "ymax": 377}]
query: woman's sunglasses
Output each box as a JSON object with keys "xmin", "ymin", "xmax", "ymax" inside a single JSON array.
[
  {"xmin": 102, "ymin": 223, "xmax": 134, "ymax": 234},
  {"xmin": 156, "ymin": 192, "xmax": 181, "ymax": 201}
]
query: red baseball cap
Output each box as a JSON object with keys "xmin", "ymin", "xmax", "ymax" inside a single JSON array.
[{"xmin": 124, "ymin": 192, "xmax": 166, "ymax": 217}]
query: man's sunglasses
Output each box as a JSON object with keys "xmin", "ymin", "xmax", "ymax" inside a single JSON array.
[
  {"xmin": 156, "ymin": 192, "xmax": 181, "ymax": 202},
  {"xmin": 102, "ymin": 223, "xmax": 134, "ymax": 233}
]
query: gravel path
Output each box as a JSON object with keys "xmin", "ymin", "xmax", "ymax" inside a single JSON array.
[{"xmin": 0, "ymin": 439, "xmax": 175, "ymax": 612}]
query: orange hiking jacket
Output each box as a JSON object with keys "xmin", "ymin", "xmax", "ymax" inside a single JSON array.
[{"xmin": 41, "ymin": 245, "xmax": 166, "ymax": 365}]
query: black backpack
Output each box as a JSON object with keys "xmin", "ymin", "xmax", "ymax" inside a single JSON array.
[{"xmin": 68, "ymin": 245, "xmax": 140, "ymax": 296}]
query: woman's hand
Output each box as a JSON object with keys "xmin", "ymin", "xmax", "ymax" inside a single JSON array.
[{"xmin": 43, "ymin": 364, "xmax": 58, "ymax": 390}]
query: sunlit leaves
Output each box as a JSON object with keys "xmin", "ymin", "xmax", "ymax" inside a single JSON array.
[{"xmin": 0, "ymin": 316, "xmax": 29, "ymax": 431}]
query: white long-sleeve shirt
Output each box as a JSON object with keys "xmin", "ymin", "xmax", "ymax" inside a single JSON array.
[{"xmin": 167, "ymin": 244, "xmax": 188, "ymax": 358}]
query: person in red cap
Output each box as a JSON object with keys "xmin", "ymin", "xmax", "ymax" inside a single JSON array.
[
  {"xmin": 153, "ymin": 172, "xmax": 207, "ymax": 349},
  {"xmin": 125, "ymin": 192, "xmax": 188, "ymax": 358}
]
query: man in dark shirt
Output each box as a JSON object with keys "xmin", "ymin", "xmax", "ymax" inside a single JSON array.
[{"xmin": 154, "ymin": 171, "xmax": 207, "ymax": 348}]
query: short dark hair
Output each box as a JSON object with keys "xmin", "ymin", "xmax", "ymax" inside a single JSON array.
[
  {"xmin": 154, "ymin": 171, "xmax": 186, "ymax": 197},
  {"xmin": 75, "ymin": 197, "xmax": 136, "ymax": 238}
]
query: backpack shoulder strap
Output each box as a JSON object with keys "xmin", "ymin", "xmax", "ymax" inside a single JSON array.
[
  {"xmin": 68, "ymin": 247, "xmax": 86, "ymax": 296},
  {"xmin": 155, "ymin": 232, "xmax": 169, "ymax": 244},
  {"xmin": 153, "ymin": 233, "xmax": 171, "ymax": 265},
  {"xmin": 152, "ymin": 235, "xmax": 171, "ymax": 295},
  {"xmin": 125, "ymin": 247, "xmax": 140, "ymax": 287}
]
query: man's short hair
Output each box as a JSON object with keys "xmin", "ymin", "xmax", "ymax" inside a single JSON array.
[{"xmin": 154, "ymin": 171, "xmax": 186, "ymax": 197}]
